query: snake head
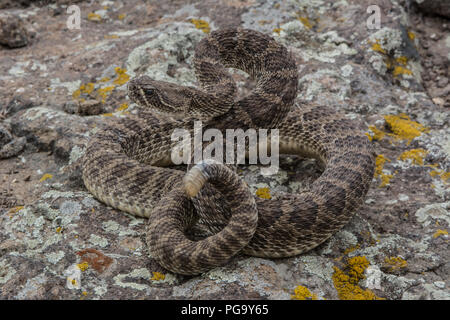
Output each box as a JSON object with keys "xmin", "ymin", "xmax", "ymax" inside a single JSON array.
[{"xmin": 128, "ymin": 75, "xmax": 192, "ymax": 115}]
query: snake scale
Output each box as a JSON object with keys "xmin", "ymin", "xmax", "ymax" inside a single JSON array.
[{"xmin": 82, "ymin": 28, "xmax": 375, "ymax": 275}]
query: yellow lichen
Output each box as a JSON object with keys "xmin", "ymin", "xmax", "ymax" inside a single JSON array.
[
  {"xmin": 97, "ymin": 86, "xmax": 115, "ymax": 103},
  {"xmin": 343, "ymin": 244, "xmax": 360, "ymax": 255},
  {"xmin": 56, "ymin": 227, "xmax": 62, "ymax": 233},
  {"xmin": 428, "ymin": 167, "xmax": 450, "ymax": 184},
  {"xmin": 366, "ymin": 125, "xmax": 385, "ymax": 142},
  {"xmin": 255, "ymin": 187, "xmax": 272, "ymax": 199},
  {"xmin": 384, "ymin": 114, "xmax": 428, "ymax": 144},
  {"xmin": 374, "ymin": 154, "xmax": 393, "ymax": 187},
  {"xmin": 118, "ymin": 13, "xmax": 126, "ymax": 20},
  {"xmin": 392, "ymin": 65, "xmax": 412, "ymax": 77},
  {"xmin": 407, "ymin": 31, "xmax": 415, "ymax": 40},
  {"xmin": 369, "ymin": 39, "xmax": 387, "ymax": 54},
  {"xmin": 113, "ymin": 67, "xmax": 130, "ymax": 86},
  {"xmin": 117, "ymin": 103, "xmax": 129, "ymax": 112},
  {"xmin": 87, "ymin": 13, "xmax": 102, "ymax": 22},
  {"xmin": 190, "ymin": 19, "xmax": 210, "ymax": 33},
  {"xmin": 291, "ymin": 285, "xmax": 318, "ymax": 300},
  {"xmin": 8, "ymin": 206, "xmax": 24, "ymax": 219},
  {"xmin": 367, "ymin": 115, "xmax": 428, "ymax": 146},
  {"xmin": 104, "ymin": 34, "xmax": 119, "ymax": 39},
  {"xmin": 297, "ymin": 16, "xmax": 312, "ymax": 29},
  {"xmin": 151, "ymin": 272, "xmax": 165, "ymax": 281},
  {"xmin": 395, "ymin": 56, "xmax": 408, "ymax": 66},
  {"xmin": 9, "ymin": 206, "xmax": 24, "ymax": 214},
  {"xmin": 384, "ymin": 256, "xmax": 407, "ymax": 272},
  {"xmin": 398, "ymin": 148, "xmax": 428, "ymax": 165},
  {"xmin": 433, "ymin": 229, "xmax": 448, "ymax": 239},
  {"xmin": 332, "ymin": 256, "xmax": 384, "ymax": 300},
  {"xmin": 39, "ymin": 173, "xmax": 53, "ymax": 182},
  {"xmin": 77, "ymin": 262, "xmax": 89, "ymax": 272},
  {"xmin": 272, "ymin": 28, "xmax": 283, "ymax": 34},
  {"xmin": 258, "ymin": 20, "xmax": 272, "ymax": 25},
  {"xmin": 99, "ymin": 77, "xmax": 110, "ymax": 82},
  {"xmin": 101, "ymin": 112, "xmax": 114, "ymax": 117},
  {"xmin": 73, "ymin": 83, "xmax": 95, "ymax": 100}
]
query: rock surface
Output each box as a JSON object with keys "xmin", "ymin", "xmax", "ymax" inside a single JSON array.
[{"xmin": 0, "ymin": 0, "xmax": 448, "ymax": 300}]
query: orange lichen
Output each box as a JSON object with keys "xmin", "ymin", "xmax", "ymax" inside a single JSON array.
[
  {"xmin": 398, "ymin": 148, "xmax": 428, "ymax": 165},
  {"xmin": 256, "ymin": 187, "xmax": 272, "ymax": 199},
  {"xmin": 190, "ymin": 19, "xmax": 210, "ymax": 33},
  {"xmin": 332, "ymin": 256, "xmax": 384, "ymax": 300},
  {"xmin": 39, "ymin": 173, "xmax": 53, "ymax": 182},
  {"xmin": 151, "ymin": 272, "xmax": 165, "ymax": 281},
  {"xmin": 374, "ymin": 154, "xmax": 393, "ymax": 187},
  {"xmin": 433, "ymin": 229, "xmax": 448, "ymax": 239},
  {"xmin": 291, "ymin": 285, "xmax": 318, "ymax": 300},
  {"xmin": 384, "ymin": 256, "xmax": 407, "ymax": 272}
]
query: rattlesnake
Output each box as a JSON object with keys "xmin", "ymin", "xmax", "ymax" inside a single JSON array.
[{"xmin": 82, "ymin": 28, "xmax": 375, "ymax": 275}]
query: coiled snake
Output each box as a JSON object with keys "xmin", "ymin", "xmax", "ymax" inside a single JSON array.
[{"xmin": 82, "ymin": 28, "xmax": 375, "ymax": 275}]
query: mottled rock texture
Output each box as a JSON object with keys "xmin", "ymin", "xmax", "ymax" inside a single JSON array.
[{"xmin": 0, "ymin": 0, "xmax": 448, "ymax": 300}]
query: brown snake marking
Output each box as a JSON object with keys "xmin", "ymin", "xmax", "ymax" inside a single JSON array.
[{"xmin": 82, "ymin": 28, "xmax": 375, "ymax": 275}]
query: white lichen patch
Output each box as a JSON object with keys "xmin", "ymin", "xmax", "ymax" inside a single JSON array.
[
  {"xmin": 0, "ymin": 260, "xmax": 17, "ymax": 284},
  {"xmin": 368, "ymin": 27, "xmax": 403, "ymax": 53},
  {"xmin": 8, "ymin": 61, "xmax": 30, "ymax": 76},
  {"xmin": 102, "ymin": 220, "xmax": 120, "ymax": 233},
  {"xmin": 46, "ymin": 250, "xmax": 65, "ymax": 264},
  {"xmin": 89, "ymin": 234, "xmax": 109, "ymax": 248},
  {"xmin": 113, "ymin": 268, "xmax": 152, "ymax": 291},
  {"xmin": 49, "ymin": 78, "xmax": 82, "ymax": 94},
  {"xmin": 15, "ymin": 274, "xmax": 47, "ymax": 299},
  {"xmin": 340, "ymin": 64, "xmax": 353, "ymax": 77},
  {"xmin": 65, "ymin": 264, "xmax": 82, "ymax": 290},
  {"xmin": 68, "ymin": 145, "xmax": 85, "ymax": 165},
  {"xmin": 415, "ymin": 202, "xmax": 450, "ymax": 227},
  {"xmin": 60, "ymin": 200, "xmax": 83, "ymax": 216},
  {"xmin": 125, "ymin": 23, "xmax": 203, "ymax": 81},
  {"xmin": 295, "ymin": 255, "xmax": 335, "ymax": 282}
]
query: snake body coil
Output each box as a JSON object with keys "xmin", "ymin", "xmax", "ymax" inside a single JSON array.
[{"xmin": 82, "ymin": 28, "xmax": 375, "ymax": 275}]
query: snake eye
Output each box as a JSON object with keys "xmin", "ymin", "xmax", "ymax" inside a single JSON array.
[{"xmin": 143, "ymin": 88, "xmax": 155, "ymax": 96}]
